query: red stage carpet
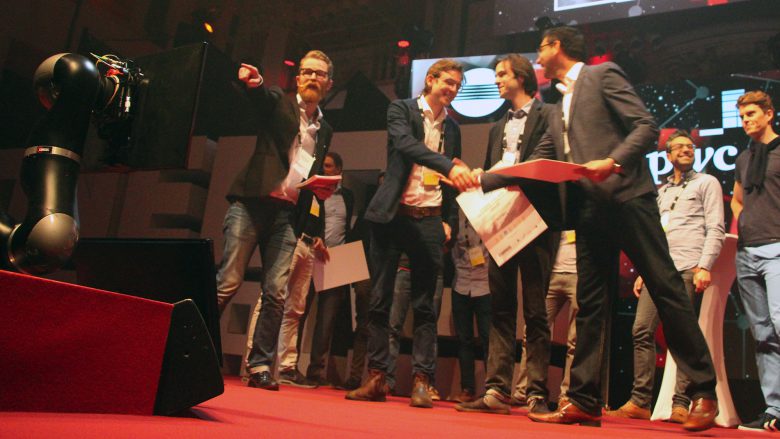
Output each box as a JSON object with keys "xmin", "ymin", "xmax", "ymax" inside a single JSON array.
[{"xmin": 0, "ymin": 376, "xmax": 763, "ymax": 438}]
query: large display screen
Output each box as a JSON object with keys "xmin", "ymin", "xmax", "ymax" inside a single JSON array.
[{"xmin": 494, "ymin": 0, "xmax": 751, "ymax": 36}]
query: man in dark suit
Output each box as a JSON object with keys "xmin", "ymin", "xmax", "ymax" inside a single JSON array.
[
  {"xmin": 215, "ymin": 50, "xmax": 336, "ymax": 391},
  {"xmin": 526, "ymin": 26, "xmax": 717, "ymax": 431},
  {"xmin": 346, "ymin": 59, "xmax": 477, "ymax": 407},
  {"xmin": 455, "ymin": 54, "xmax": 563, "ymax": 415}
]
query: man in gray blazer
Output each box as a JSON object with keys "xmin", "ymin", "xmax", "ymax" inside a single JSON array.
[{"xmin": 526, "ymin": 26, "xmax": 717, "ymax": 431}]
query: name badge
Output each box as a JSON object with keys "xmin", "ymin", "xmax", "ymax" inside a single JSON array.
[
  {"xmin": 565, "ymin": 230, "xmax": 576, "ymax": 244},
  {"xmin": 423, "ymin": 170, "xmax": 441, "ymax": 186},
  {"xmin": 660, "ymin": 212, "xmax": 670, "ymax": 232},
  {"xmin": 310, "ymin": 199, "xmax": 320, "ymax": 217},
  {"xmin": 468, "ymin": 246, "xmax": 486, "ymax": 267}
]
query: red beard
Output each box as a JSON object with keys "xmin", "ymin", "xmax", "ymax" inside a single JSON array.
[{"xmin": 298, "ymin": 81, "xmax": 322, "ymax": 103}]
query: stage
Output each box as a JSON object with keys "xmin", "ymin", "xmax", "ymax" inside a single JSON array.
[{"xmin": 0, "ymin": 376, "xmax": 762, "ymax": 438}]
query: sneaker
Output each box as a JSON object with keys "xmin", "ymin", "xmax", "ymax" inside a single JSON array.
[
  {"xmin": 528, "ymin": 396, "xmax": 551, "ymax": 414},
  {"xmin": 510, "ymin": 390, "xmax": 527, "ymax": 407},
  {"xmin": 279, "ymin": 369, "xmax": 317, "ymax": 388},
  {"xmin": 739, "ymin": 412, "xmax": 779, "ymax": 432}
]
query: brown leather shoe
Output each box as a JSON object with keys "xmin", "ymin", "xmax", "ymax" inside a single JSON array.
[
  {"xmin": 605, "ymin": 401, "xmax": 651, "ymax": 420},
  {"xmin": 529, "ymin": 400, "xmax": 601, "ymax": 427},
  {"xmin": 345, "ymin": 369, "xmax": 387, "ymax": 402},
  {"xmin": 427, "ymin": 383, "xmax": 441, "ymax": 401},
  {"xmin": 682, "ymin": 398, "xmax": 717, "ymax": 431},
  {"xmin": 668, "ymin": 405, "xmax": 688, "ymax": 424},
  {"xmin": 410, "ymin": 373, "xmax": 433, "ymax": 408},
  {"xmin": 453, "ymin": 389, "xmax": 476, "ymax": 403}
]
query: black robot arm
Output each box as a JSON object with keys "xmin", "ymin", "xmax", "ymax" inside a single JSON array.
[{"xmin": 0, "ymin": 53, "xmax": 132, "ymax": 274}]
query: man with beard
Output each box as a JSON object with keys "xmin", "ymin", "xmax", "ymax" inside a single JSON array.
[
  {"xmin": 215, "ymin": 50, "xmax": 336, "ymax": 390},
  {"xmin": 731, "ymin": 91, "xmax": 780, "ymax": 432},
  {"xmin": 346, "ymin": 59, "xmax": 478, "ymax": 407},
  {"xmin": 608, "ymin": 129, "xmax": 724, "ymax": 423},
  {"xmin": 455, "ymin": 54, "xmax": 563, "ymax": 415},
  {"xmin": 528, "ymin": 26, "xmax": 718, "ymax": 431}
]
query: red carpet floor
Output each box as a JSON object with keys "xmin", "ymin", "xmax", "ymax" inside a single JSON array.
[{"xmin": 0, "ymin": 376, "xmax": 764, "ymax": 438}]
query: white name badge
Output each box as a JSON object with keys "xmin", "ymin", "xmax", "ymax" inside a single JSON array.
[
  {"xmin": 502, "ymin": 150, "xmax": 517, "ymax": 165},
  {"xmin": 660, "ymin": 212, "xmax": 670, "ymax": 232}
]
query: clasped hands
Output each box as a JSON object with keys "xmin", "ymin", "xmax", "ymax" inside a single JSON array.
[{"xmin": 440, "ymin": 158, "xmax": 483, "ymax": 192}]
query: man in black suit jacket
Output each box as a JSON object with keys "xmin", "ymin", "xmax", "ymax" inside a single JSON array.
[
  {"xmin": 346, "ymin": 59, "xmax": 477, "ymax": 407},
  {"xmin": 527, "ymin": 27, "xmax": 717, "ymax": 431},
  {"xmin": 455, "ymin": 54, "xmax": 563, "ymax": 415},
  {"xmin": 215, "ymin": 51, "xmax": 336, "ymax": 391}
]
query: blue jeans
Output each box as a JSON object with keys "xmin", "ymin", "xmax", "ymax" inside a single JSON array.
[
  {"xmin": 386, "ymin": 269, "xmax": 444, "ymax": 388},
  {"xmin": 215, "ymin": 201, "xmax": 297, "ymax": 373},
  {"xmin": 367, "ymin": 216, "xmax": 445, "ymax": 380},
  {"xmin": 736, "ymin": 242, "xmax": 780, "ymax": 418}
]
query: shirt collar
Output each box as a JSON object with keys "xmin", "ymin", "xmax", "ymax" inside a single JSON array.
[
  {"xmin": 297, "ymin": 93, "xmax": 323, "ymax": 123},
  {"xmin": 665, "ymin": 169, "xmax": 698, "ymax": 185},
  {"xmin": 418, "ymin": 95, "xmax": 447, "ymax": 123},
  {"xmin": 508, "ymin": 99, "xmax": 534, "ymax": 119},
  {"xmin": 564, "ymin": 62, "xmax": 585, "ymax": 84}
]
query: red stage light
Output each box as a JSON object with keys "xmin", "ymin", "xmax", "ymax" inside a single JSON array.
[
  {"xmin": 284, "ymin": 60, "xmax": 295, "ymax": 67},
  {"xmin": 397, "ymin": 40, "xmax": 410, "ymax": 49}
]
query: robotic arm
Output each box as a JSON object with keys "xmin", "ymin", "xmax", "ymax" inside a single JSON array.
[{"xmin": 1, "ymin": 53, "xmax": 140, "ymax": 275}]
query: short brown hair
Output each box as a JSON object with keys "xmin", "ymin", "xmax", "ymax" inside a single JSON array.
[
  {"xmin": 737, "ymin": 90, "xmax": 775, "ymax": 115},
  {"xmin": 301, "ymin": 50, "xmax": 334, "ymax": 79},
  {"xmin": 495, "ymin": 54, "xmax": 538, "ymax": 96},
  {"xmin": 423, "ymin": 59, "xmax": 464, "ymax": 94}
]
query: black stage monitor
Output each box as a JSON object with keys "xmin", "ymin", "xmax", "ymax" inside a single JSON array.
[{"xmin": 72, "ymin": 238, "xmax": 222, "ymax": 362}]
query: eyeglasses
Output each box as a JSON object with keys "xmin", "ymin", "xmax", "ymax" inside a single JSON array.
[
  {"xmin": 669, "ymin": 143, "xmax": 696, "ymax": 151},
  {"xmin": 299, "ymin": 68, "xmax": 328, "ymax": 79},
  {"xmin": 537, "ymin": 41, "xmax": 557, "ymax": 54}
]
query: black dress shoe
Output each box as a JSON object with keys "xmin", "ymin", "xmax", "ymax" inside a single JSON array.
[
  {"xmin": 248, "ymin": 371, "xmax": 279, "ymax": 391},
  {"xmin": 455, "ymin": 394, "xmax": 511, "ymax": 415}
]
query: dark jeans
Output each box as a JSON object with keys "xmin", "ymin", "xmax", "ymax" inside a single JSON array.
[
  {"xmin": 631, "ymin": 269, "xmax": 701, "ymax": 409},
  {"xmin": 567, "ymin": 193, "xmax": 716, "ymax": 415},
  {"xmin": 306, "ymin": 285, "xmax": 350, "ymax": 379},
  {"xmin": 348, "ymin": 278, "xmax": 372, "ymax": 382},
  {"xmin": 451, "ymin": 290, "xmax": 491, "ymax": 392},
  {"xmin": 485, "ymin": 230, "xmax": 557, "ymax": 399},
  {"xmin": 387, "ymin": 270, "xmax": 444, "ymax": 388},
  {"xmin": 367, "ymin": 215, "xmax": 445, "ymax": 379}
]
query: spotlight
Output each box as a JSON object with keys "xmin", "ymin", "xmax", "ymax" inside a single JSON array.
[
  {"xmin": 283, "ymin": 60, "xmax": 295, "ymax": 67},
  {"xmin": 397, "ymin": 40, "xmax": 410, "ymax": 49}
]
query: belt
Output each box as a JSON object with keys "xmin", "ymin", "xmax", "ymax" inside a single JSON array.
[
  {"xmin": 397, "ymin": 204, "xmax": 441, "ymax": 219},
  {"xmin": 300, "ymin": 233, "xmax": 315, "ymax": 245}
]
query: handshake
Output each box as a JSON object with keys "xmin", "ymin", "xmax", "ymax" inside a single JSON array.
[{"xmin": 441, "ymin": 158, "xmax": 484, "ymax": 192}]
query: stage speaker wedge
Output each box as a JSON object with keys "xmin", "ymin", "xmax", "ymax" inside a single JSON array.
[{"xmin": 0, "ymin": 270, "xmax": 223, "ymax": 415}]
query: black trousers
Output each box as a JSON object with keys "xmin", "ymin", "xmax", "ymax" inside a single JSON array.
[
  {"xmin": 567, "ymin": 192, "xmax": 716, "ymax": 414},
  {"xmin": 306, "ymin": 285, "xmax": 350, "ymax": 379},
  {"xmin": 485, "ymin": 230, "xmax": 557, "ymax": 399}
]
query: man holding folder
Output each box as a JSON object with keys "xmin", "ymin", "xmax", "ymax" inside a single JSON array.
[
  {"xmin": 527, "ymin": 26, "xmax": 717, "ymax": 431},
  {"xmin": 456, "ymin": 54, "xmax": 564, "ymax": 415}
]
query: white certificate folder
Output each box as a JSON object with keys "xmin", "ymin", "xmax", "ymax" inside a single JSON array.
[{"xmin": 312, "ymin": 241, "xmax": 370, "ymax": 292}]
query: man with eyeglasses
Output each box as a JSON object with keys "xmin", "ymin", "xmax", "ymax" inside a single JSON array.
[
  {"xmin": 607, "ymin": 129, "xmax": 724, "ymax": 423},
  {"xmin": 215, "ymin": 50, "xmax": 336, "ymax": 391},
  {"xmin": 346, "ymin": 59, "xmax": 478, "ymax": 407},
  {"xmin": 528, "ymin": 26, "xmax": 718, "ymax": 431}
]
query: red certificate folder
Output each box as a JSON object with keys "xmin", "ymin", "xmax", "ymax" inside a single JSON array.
[
  {"xmin": 295, "ymin": 174, "xmax": 342, "ymax": 190},
  {"xmin": 488, "ymin": 159, "xmax": 585, "ymax": 183}
]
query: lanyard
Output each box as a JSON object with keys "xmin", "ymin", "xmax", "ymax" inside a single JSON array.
[{"xmin": 663, "ymin": 176, "xmax": 691, "ymax": 213}]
